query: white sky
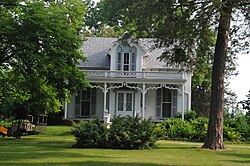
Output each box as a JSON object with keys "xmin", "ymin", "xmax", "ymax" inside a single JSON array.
[
  {"xmin": 92, "ymin": 0, "xmax": 249, "ymax": 102},
  {"xmin": 229, "ymin": 54, "xmax": 250, "ymax": 102}
]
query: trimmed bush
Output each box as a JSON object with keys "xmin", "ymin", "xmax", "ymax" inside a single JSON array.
[
  {"xmin": 108, "ymin": 115, "xmax": 157, "ymax": 149},
  {"xmin": 72, "ymin": 117, "xmax": 108, "ymax": 148},
  {"xmin": 72, "ymin": 115, "xmax": 158, "ymax": 149}
]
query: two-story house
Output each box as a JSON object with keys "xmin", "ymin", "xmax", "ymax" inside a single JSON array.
[{"xmin": 64, "ymin": 33, "xmax": 192, "ymax": 121}]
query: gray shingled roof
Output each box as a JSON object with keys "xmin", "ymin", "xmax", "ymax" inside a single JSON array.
[{"xmin": 79, "ymin": 37, "xmax": 169, "ymax": 69}]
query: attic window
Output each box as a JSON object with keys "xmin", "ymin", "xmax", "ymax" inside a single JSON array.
[{"xmin": 116, "ymin": 46, "xmax": 137, "ymax": 71}]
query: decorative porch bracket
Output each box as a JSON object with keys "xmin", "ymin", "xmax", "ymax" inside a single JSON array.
[{"xmin": 91, "ymin": 82, "xmax": 184, "ymax": 120}]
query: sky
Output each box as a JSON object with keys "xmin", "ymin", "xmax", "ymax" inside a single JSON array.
[
  {"xmin": 92, "ymin": 0, "xmax": 250, "ymax": 102},
  {"xmin": 229, "ymin": 54, "xmax": 250, "ymax": 102}
]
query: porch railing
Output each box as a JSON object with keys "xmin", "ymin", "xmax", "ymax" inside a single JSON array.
[{"xmin": 82, "ymin": 70, "xmax": 184, "ymax": 80}]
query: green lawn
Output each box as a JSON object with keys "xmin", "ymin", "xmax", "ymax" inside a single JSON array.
[{"xmin": 0, "ymin": 126, "xmax": 249, "ymax": 166}]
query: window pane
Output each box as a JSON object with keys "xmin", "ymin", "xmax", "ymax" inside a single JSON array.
[
  {"xmin": 131, "ymin": 53, "xmax": 136, "ymax": 63},
  {"xmin": 163, "ymin": 89, "xmax": 171, "ymax": 102},
  {"xmin": 82, "ymin": 89, "xmax": 90, "ymax": 101},
  {"xmin": 167, "ymin": 90, "xmax": 171, "ymax": 102},
  {"xmin": 118, "ymin": 64, "xmax": 121, "ymax": 70},
  {"xmin": 124, "ymin": 53, "xmax": 129, "ymax": 64},
  {"xmin": 124, "ymin": 65, "xmax": 129, "ymax": 71},
  {"xmin": 162, "ymin": 103, "xmax": 171, "ymax": 118},
  {"xmin": 156, "ymin": 107, "xmax": 161, "ymax": 117},
  {"xmin": 163, "ymin": 89, "xmax": 166, "ymax": 102},
  {"xmin": 118, "ymin": 93, "xmax": 124, "ymax": 111},
  {"xmin": 91, "ymin": 89, "xmax": 96, "ymax": 104},
  {"xmin": 126, "ymin": 93, "xmax": 132, "ymax": 111},
  {"xmin": 131, "ymin": 64, "xmax": 135, "ymax": 71},
  {"xmin": 118, "ymin": 52, "xmax": 121, "ymax": 63},
  {"xmin": 81, "ymin": 101, "xmax": 90, "ymax": 116}
]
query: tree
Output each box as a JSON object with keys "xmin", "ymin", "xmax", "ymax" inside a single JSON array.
[
  {"xmin": 0, "ymin": 0, "xmax": 89, "ymax": 116},
  {"xmin": 240, "ymin": 91, "xmax": 250, "ymax": 111},
  {"xmin": 97, "ymin": 0, "xmax": 250, "ymax": 149}
]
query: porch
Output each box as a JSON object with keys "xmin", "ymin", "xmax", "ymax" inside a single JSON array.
[{"xmin": 64, "ymin": 70, "xmax": 191, "ymax": 121}]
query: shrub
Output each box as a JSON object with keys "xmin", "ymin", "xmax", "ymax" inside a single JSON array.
[
  {"xmin": 223, "ymin": 125, "xmax": 242, "ymax": 142},
  {"xmin": 108, "ymin": 115, "xmax": 157, "ymax": 149},
  {"xmin": 72, "ymin": 115, "xmax": 158, "ymax": 149},
  {"xmin": 160, "ymin": 117, "xmax": 208, "ymax": 142},
  {"xmin": 177, "ymin": 110, "xmax": 198, "ymax": 121},
  {"xmin": 72, "ymin": 117, "xmax": 107, "ymax": 148},
  {"xmin": 224, "ymin": 115, "xmax": 249, "ymax": 142},
  {"xmin": 162, "ymin": 118, "xmax": 196, "ymax": 141},
  {"xmin": 189, "ymin": 117, "xmax": 208, "ymax": 142}
]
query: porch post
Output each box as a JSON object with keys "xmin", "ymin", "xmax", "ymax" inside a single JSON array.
[
  {"xmin": 64, "ymin": 79, "xmax": 69, "ymax": 119},
  {"xmin": 103, "ymin": 82, "xmax": 107, "ymax": 119},
  {"xmin": 182, "ymin": 84, "xmax": 185, "ymax": 120},
  {"xmin": 64, "ymin": 100, "xmax": 68, "ymax": 119},
  {"xmin": 142, "ymin": 83, "xmax": 146, "ymax": 118}
]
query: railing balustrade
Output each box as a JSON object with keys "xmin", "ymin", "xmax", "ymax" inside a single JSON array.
[{"xmin": 82, "ymin": 70, "xmax": 184, "ymax": 80}]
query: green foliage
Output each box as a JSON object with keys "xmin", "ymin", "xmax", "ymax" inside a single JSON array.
[
  {"xmin": 72, "ymin": 116, "xmax": 158, "ymax": 149},
  {"xmin": 189, "ymin": 117, "xmax": 208, "ymax": 142},
  {"xmin": 177, "ymin": 110, "xmax": 198, "ymax": 121},
  {"xmin": 224, "ymin": 115, "xmax": 250, "ymax": 142},
  {"xmin": 159, "ymin": 117, "xmax": 208, "ymax": 142},
  {"xmin": 0, "ymin": 0, "xmax": 90, "ymax": 116},
  {"xmin": 159, "ymin": 115, "xmax": 249, "ymax": 143},
  {"xmin": 223, "ymin": 125, "xmax": 242, "ymax": 143},
  {"xmin": 72, "ymin": 117, "xmax": 107, "ymax": 148},
  {"xmin": 240, "ymin": 90, "xmax": 250, "ymax": 111},
  {"xmin": 161, "ymin": 118, "xmax": 196, "ymax": 141},
  {"xmin": 0, "ymin": 121, "xmax": 12, "ymax": 128},
  {"xmin": 98, "ymin": 0, "xmax": 250, "ymax": 149},
  {"xmin": 108, "ymin": 116, "xmax": 157, "ymax": 149}
]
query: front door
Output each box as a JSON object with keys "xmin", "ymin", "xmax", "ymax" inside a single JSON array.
[{"xmin": 117, "ymin": 91, "xmax": 134, "ymax": 117}]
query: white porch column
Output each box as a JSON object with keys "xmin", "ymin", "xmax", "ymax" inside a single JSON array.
[
  {"xmin": 103, "ymin": 82, "xmax": 108, "ymax": 119},
  {"xmin": 64, "ymin": 100, "xmax": 68, "ymax": 119},
  {"xmin": 64, "ymin": 79, "xmax": 69, "ymax": 119},
  {"xmin": 182, "ymin": 84, "xmax": 185, "ymax": 120},
  {"xmin": 142, "ymin": 83, "xmax": 146, "ymax": 118}
]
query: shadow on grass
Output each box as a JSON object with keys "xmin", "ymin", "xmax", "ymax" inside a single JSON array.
[
  {"xmin": 0, "ymin": 137, "xmax": 138, "ymax": 162},
  {"xmin": 220, "ymin": 152, "xmax": 250, "ymax": 159},
  {"xmin": 219, "ymin": 152, "xmax": 250, "ymax": 164},
  {"xmin": 0, "ymin": 161, "xmax": 183, "ymax": 166},
  {"xmin": 158, "ymin": 146, "xmax": 197, "ymax": 150},
  {"xmin": 221, "ymin": 160, "xmax": 250, "ymax": 164}
]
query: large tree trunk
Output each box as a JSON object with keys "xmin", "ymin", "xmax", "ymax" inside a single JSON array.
[{"xmin": 202, "ymin": 1, "xmax": 232, "ymax": 150}]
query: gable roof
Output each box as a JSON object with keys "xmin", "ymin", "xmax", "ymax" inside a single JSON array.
[{"xmin": 79, "ymin": 37, "xmax": 171, "ymax": 69}]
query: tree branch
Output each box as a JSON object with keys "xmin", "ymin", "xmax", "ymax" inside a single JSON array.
[{"xmin": 0, "ymin": 3, "xmax": 18, "ymax": 6}]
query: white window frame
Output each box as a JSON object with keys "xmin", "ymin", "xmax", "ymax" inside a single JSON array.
[
  {"xmin": 116, "ymin": 91, "xmax": 134, "ymax": 116},
  {"xmin": 117, "ymin": 46, "xmax": 136, "ymax": 71}
]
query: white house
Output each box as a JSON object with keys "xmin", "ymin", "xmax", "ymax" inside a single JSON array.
[{"xmin": 64, "ymin": 33, "xmax": 192, "ymax": 121}]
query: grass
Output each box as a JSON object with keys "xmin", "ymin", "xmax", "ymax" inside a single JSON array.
[{"xmin": 0, "ymin": 126, "xmax": 249, "ymax": 166}]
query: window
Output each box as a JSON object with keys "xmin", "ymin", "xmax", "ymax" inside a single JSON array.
[
  {"xmin": 75, "ymin": 89, "xmax": 96, "ymax": 117},
  {"xmin": 156, "ymin": 88, "xmax": 177, "ymax": 118},
  {"xmin": 117, "ymin": 91, "xmax": 134, "ymax": 117},
  {"xmin": 117, "ymin": 46, "xmax": 136, "ymax": 71}
]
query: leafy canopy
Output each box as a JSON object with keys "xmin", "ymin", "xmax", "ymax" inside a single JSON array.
[{"xmin": 0, "ymin": 0, "xmax": 89, "ymax": 116}]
